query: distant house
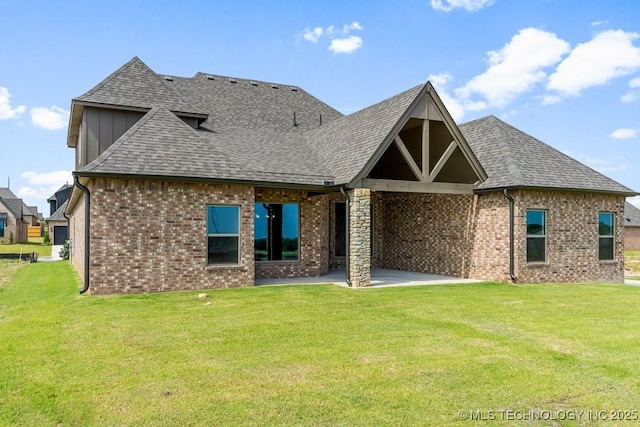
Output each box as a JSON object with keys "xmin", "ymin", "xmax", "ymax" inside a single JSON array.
[
  {"xmin": 47, "ymin": 184, "xmax": 72, "ymax": 245},
  {"xmin": 0, "ymin": 188, "xmax": 28, "ymax": 243},
  {"xmin": 65, "ymin": 57, "xmax": 637, "ymax": 294},
  {"xmin": 625, "ymin": 202, "xmax": 640, "ymax": 251}
]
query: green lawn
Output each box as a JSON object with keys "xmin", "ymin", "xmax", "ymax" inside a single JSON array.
[
  {"xmin": 626, "ymin": 250, "xmax": 640, "ymax": 280},
  {"xmin": 2, "ymin": 262, "xmax": 640, "ymax": 426},
  {"xmin": 0, "ymin": 240, "xmax": 52, "ymax": 257}
]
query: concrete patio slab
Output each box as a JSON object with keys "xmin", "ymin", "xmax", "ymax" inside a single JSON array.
[{"xmin": 256, "ymin": 268, "xmax": 482, "ymax": 288}]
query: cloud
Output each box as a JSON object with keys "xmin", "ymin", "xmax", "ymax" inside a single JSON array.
[
  {"xmin": 329, "ymin": 36, "xmax": 363, "ymax": 54},
  {"xmin": 628, "ymin": 195, "xmax": 640, "ymax": 209},
  {"xmin": 591, "ymin": 20, "xmax": 609, "ymax": 27},
  {"xmin": 547, "ymin": 30, "xmax": 640, "ymax": 97},
  {"xmin": 431, "ymin": 0, "xmax": 495, "ymax": 12},
  {"xmin": 427, "ymin": 73, "xmax": 486, "ymax": 121},
  {"xmin": 621, "ymin": 76, "xmax": 640, "ymax": 102},
  {"xmin": 18, "ymin": 170, "xmax": 73, "ymax": 208},
  {"xmin": 0, "ymin": 87, "xmax": 26, "ymax": 120},
  {"xmin": 299, "ymin": 21, "xmax": 364, "ymax": 54},
  {"xmin": 610, "ymin": 128, "xmax": 637, "ymax": 139},
  {"xmin": 302, "ymin": 27, "xmax": 323, "ymax": 43},
  {"xmin": 456, "ymin": 28, "xmax": 570, "ymax": 107},
  {"xmin": 30, "ymin": 106, "xmax": 69, "ymax": 130},
  {"xmin": 574, "ymin": 154, "xmax": 628, "ymax": 174}
]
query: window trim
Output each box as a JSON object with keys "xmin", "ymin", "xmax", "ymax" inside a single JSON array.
[
  {"xmin": 207, "ymin": 204, "xmax": 240, "ymax": 266},
  {"xmin": 254, "ymin": 202, "xmax": 300, "ymax": 263},
  {"xmin": 598, "ymin": 211, "xmax": 615, "ymax": 262},
  {"xmin": 526, "ymin": 209, "xmax": 547, "ymax": 264}
]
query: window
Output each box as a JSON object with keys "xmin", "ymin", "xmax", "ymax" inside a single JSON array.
[
  {"xmin": 526, "ymin": 210, "xmax": 546, "ymax": 263},
  {"xmin": 0, "ymin": 219, "xmax": 4, "ymax": 238},
  {"xmin": 254, "ymin": 203, "xmax": 299, "ymax": 261},
  {"xmin": 207, "ymin": 205, "xmax": 239, "ymax": 265},
  {"xmin": 598, "ymin": 212, "xmax": 615, "ymax": 261}
]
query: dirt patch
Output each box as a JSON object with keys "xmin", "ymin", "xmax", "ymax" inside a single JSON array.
[{"xmin": 0, "ymin": 260, "xmax": 26, "ymax": 287}]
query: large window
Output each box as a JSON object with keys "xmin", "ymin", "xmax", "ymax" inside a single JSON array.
[
  {"xmin": 526, "ymin": 210, "xmax": 546, "ymax": 263},
  {"xmin": 598, "ymin": 212, "xmax": 615, "ymax": 261},
  {"xmin": 254, "ymin": 203, "xmax": 299, "ymax": 261},
  {"xmin": 207, "ymin": 205, "xmax": 240, "ymax": 265},
  {"xmin": 0, "ymin": 219, "xmax": 4, "ymax": 238}
]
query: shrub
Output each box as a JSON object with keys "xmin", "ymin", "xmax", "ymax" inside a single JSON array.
[
  {"xmin": 9, "ymin": 231, "xmax": 13, "ymax": 244},
  {"xmin": 43, "ymin": 230, "xmax": 51, "ymax": 245}
]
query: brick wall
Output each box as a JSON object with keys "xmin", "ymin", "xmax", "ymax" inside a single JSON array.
[
  {"xmin": 513, "ymin": 190, "xmax": 625, "ymax": 283},
  {"xmin": 78, "ymin": 178, "xmax": 255, "ymax": 294},
  {"xmin": 348, "ymin": 188, "xmax": 371, "ymax": 287},
  {"xmin": 0, "ymin": 207, "xmax": 27, "ymax": 243},
  {"xmin": 376, "ymin": 190, "xmax": 625, "ymax": 284},
  {"xmin": 254, "ymin": 188, "xmax": 329, "ymax": 279},
  {"xmin": 625, "ymin": 227, "xmax": 640, "ymax": 251}
]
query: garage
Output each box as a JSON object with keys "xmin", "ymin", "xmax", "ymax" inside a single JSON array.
[{"xmin": 53, "ymin": 226, "xmax": 68, "ymax": 245}]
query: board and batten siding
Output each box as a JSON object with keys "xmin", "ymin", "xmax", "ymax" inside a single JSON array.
[{"xmin": 77, "ymin": 107, "xmax": 145, "ymax": 169}]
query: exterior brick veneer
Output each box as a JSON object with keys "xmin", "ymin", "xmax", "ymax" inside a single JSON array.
[
  {"xmin": 254, "ymin": 188, "xmax": 329, "ymax": 280},
  {"xmin": 67, "ymin": 178, "xmax": 626, "ymax": 294},
  {"xmin": 0, "ymin": 204, "xmax": 27, "ymax": 243},
  {"xmin": 626, "ymin": 227, "xmax": 640, "ymax": 251},
  {"xmin": 349, "ymin": 188, "xmax": 371, "ymax": 287},
  {"xmin": 71, "ymin": 178, "xmax": 255, "ymax": 294}
]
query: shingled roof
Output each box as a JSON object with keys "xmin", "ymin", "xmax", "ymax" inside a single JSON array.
[
  {"xmin": 626, "ymin": 202, "xmax": 640, "ymax": 226},
  {"xmin": 49, "ymin": 200, "xmax": 69, "ymax": 222},
  {"xmin": 459, "ymin": 115, "xmax": 635, "ymax": 195},
  {"xmin": 0, "ymin": 188, "xmax": 24, "ymax": 218},
  {"xmin": 71, "ymin": 57, "xmax": 636, "ymax": 196}
]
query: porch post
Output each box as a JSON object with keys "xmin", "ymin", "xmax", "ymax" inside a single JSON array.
[{"xmin": 348, "ymin": 188, "xmax": 371, "ymax": 287}]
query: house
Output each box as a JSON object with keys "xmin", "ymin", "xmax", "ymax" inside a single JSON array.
[
  {"xmin": 65, "ymin": 57, "xmax": 637, "ymax": 294},
  {"xmin": 625, "ymin": 202, "xmax": 640, "ymax": 250},
  {"xmin": 0, "ymin": 187, "xmax": 29, "ymax": 243},
  {"xmin": 47, "ymin": 184, "xmax": 72, "ymax": 245}
]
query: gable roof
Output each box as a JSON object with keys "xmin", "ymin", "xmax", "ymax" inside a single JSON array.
[
  {"xmin": 48, "ymin": 184, "xmax": 72, "ymax": 202},
  {"xmin": 0, "ymin": 188, "xmax": 23, "ymax": 218},
  {"xmin": 49, "ymin": 200, "xmax": 69, "ymax": 222},
  {"xmin": 459, "ymin": 116, "xmax": 635, "ymax": 195},
  {"xmin": 626, "ymin": 202, "xmax": 640, "ymax": 226},
  {"xmin": 69, "ymin": 57, "xmax": 637, "ymax": 197}
]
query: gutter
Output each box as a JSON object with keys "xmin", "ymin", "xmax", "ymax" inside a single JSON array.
[
  {"xmin": 503, "ymin": 189, "xmax": 517, "ymax": 282},
  {"xmin": 73, "ymin": 175, "xmax": 91, "ymax": 294},
  {"xmin": 339, "ymin": 186, "xmax": 352, "ymax": 287}
]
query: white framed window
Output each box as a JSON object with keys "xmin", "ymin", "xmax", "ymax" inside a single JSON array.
[
  {"xmin": 598, "ymin": 212, "xmax": 615, "ymax": 261},
  {"xmin": 526, "ymin": 210, "xmax": 546, "ymax": 263},
  {"xmin": 207, "ymin": 205, "xmax": 240, "ymax": 265}
]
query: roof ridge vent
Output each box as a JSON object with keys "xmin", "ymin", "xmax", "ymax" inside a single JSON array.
[
  {"xmin": 164, "ymin": 76, "xmax": 174, "ymax": 81},
  {"xmin": 205, "ymin": 75, "xmax": 215, "ymax": 80},
  {"xmin": 250, "ymin": 81, "xmax": 258, "ymax": 86},
  {"xmin": 270, "ymin": 84, "xmax": 279, "ymax": 89},
  {"xmin": 228, "ymin": 78, "xmax": 237, "ymax": 83},
  {"xmin": 290, "ymin": 86, "xmax": 298, "ymax": 92}
]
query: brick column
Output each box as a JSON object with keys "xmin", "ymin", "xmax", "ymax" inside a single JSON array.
[{"xmin": 349, "ymin": 188, "xmax": 371, "ymax": 287}]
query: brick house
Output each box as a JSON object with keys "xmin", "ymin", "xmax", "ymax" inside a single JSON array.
[
  {"xmin": 0, "ymin": 188, "xmax": 29, "ymax": 243},
  {"xmin": 625, "ymin": 202, "xmax": 640, "ymax": 250},
  {"xmin": 47, "ymin": 184, "xmax": 72, "ymax": 245},
  {"xmin": 65, "ymin": 57, "xmax": 637, "ymax": 294}
]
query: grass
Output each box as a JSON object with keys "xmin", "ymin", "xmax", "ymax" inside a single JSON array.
[
  {"xmin": 626, "ymin": 250, "xmax": 640, "ymax": 280},
  {"xmin": 0, "ymin": 239, "xmax": 52, "ymax": 257},
  {"xmin": 2, "ymin": 262, "xmax": 640, "ymax": 426}
]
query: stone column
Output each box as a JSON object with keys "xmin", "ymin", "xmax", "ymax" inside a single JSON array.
[{"xmin": 349, "ymin": 188, "xmax": 371, "ymax": 287}]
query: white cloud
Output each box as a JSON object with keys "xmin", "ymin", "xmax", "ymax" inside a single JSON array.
[
  {"xmin": 541, "ymin": 95, "xmax": 562, "ymax": 105},
  {"xmin": 547, "ymin": 30, "xmax": 640, "ymax": 97},
  {"xmin": 622, "ymin": 77, "xmax": 640, "ymax": 102},
  {"xmin": 30, "ymin": 106, "xmax": 69, "ymax": 130},
  {"xmin": 456, "ymin": 28, "xmax": 570, "ymax": 107},
  {"xmin": 18, "ymin": 170, "xmax": 73, "ymax": 208},
  {"xmin": 427, "ymin": 72, "xmax": 486, "ymax": 121},
  {"xmin": 329, "ymin": 35, "xmax": 363, "ymax": 54},
  {"xmin": 0, "ymin": 87, "xmax": 26, "ymax": 120},
  {"xmin": 628, "ymin": 195, "xmax": 640, "ymax": 209},
  {"xmin": 610, "ymin": 128, "xmax": 637, "ymax": 139},
  {"xmin": 302, "ymin": 27, "xmax": 323, "ymax": 43},
  {"xmin": 431, "ymin": 0, "xmax": 495, "ymax": 12},
  {"xmin": 591, "ymin": 20, "xmax": 609, "ymax": 27},
  {"xmin": 300, "ymin": 21, "xmax": 364, "ymax": 54},
  {"xmin": 343, "ymin": 21, "xmax": 363, "ymax": 33},
  {"xmin": 574, "ymin": 154, "xmax": 628, "ymax": 174},
  {"xmin": 630, "ymin": 77, "xmax": 640, "ymax": 88}
]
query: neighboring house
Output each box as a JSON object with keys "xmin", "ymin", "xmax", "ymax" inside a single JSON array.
[
  {"xmin": 65, "ymin": 57, "xmax": 637, "ymax": 294},
  {"xmin": 625, "ymin": 202, "xmax": 640, "ymax": 250},
  {"xmin": 0, "ymin": 187, "xmax": 28, "ymax": 243},
  {"xmin": 47, "ymin": 184, "xmax": 72, "ymax": 245}
]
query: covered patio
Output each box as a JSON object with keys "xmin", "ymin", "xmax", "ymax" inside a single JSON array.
[{"xmin": 256, "ymin": 268, "xmax": 481, "ymax": 288}]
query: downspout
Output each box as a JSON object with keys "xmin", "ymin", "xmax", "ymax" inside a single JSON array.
[
  {"xmin": 74, "ymin": 175, "xmax": 91, "ymax": 294},
  {"xmin": 339, "ymin": 186, "xmax": 352, "ymax": 287},
  {"xmin": 503, "ymin": 189, "xmax": 517, "ymax": 282}
]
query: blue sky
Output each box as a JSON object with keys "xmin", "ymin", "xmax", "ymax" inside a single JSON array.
[{"xmin": 1, "ymin": 0, "xmax": 639, "ymax": 215}]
